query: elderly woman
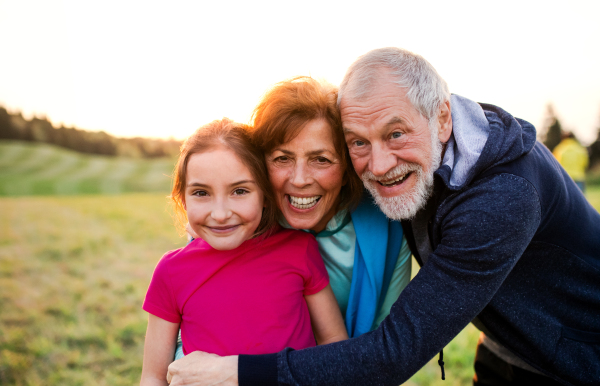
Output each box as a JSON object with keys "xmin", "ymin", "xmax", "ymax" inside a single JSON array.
[
  {"xmin": 251, "ymin": 77, "xmax": 411, "ymax": 336},
  {"xmin": 170, "ymin": 77, "xmax": 411, "ymax": 375}
]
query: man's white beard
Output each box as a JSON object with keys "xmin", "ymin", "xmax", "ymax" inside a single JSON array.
[{"xmin": 362, "ymin": 122, "xmax": 444, "ymax": 220}]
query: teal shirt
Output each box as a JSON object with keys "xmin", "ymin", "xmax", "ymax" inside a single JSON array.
[{"xmin": 281, "ymin": 210, "xmax": 412, "ymax": 331}]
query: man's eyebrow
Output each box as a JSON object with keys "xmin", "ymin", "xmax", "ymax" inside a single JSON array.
[{"xmin": 385, "ymin": 117, "xmax": 404, "ymax": 127}]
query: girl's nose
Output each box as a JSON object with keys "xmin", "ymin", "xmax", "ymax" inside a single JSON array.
[{"xmin": 211, "ymin": 200, "xmax": 233, "ymax": 222}]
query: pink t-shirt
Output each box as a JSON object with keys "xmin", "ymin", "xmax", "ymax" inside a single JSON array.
[{"xmin": 143, "ymin": 227, "xmax": 329, "ymax": 356}]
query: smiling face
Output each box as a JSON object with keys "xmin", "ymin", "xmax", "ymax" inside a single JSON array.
[
  {"xmin": 266, "ymin": 118, "xmax": 345, "ymax": 233},
  {"xmin": 185, "ymin": 147, "xmax": 264, "ymax": 250},
  {"xmin": 341, "ymin": 71, "xmax": 451, "ymax": 220}
]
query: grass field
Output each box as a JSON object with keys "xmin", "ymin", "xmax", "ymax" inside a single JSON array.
[
  {"xmin": 0, "ymin": 141, "xmax": 175, "ymax": 196},
  {"xmin": 1, "ymin": 140, "xmax": 599, "ymax": 385}
]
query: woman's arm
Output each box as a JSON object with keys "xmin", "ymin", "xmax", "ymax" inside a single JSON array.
[
  {"xmin": 305, "ymin": 284, "xmax": 348, "ymax": 345},
  {"xmin": 140, "ymin": 314, "xmax": 180, "ymax": 386}
]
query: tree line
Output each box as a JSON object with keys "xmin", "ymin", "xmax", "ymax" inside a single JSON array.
[
  {"xmin": 1, "ymin": 104, "xmax": 600, "ymax": 168},
  {"xmin": 0, "ymin": 106, "xmax": 181, "ymax": 158}
]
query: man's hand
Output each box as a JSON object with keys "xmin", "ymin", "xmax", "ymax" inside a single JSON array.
[{"xmin": 167, "ymin": 351, "xmax": 238, "ymax": 386}]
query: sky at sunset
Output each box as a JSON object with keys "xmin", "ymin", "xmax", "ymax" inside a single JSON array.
[{"xmin": 1, "ymin": 0, "xmax": 599, "ymax": 144}]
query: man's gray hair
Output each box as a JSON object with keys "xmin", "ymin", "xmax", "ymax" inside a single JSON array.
[{"xmin": 338, "ymin": 47, "xmax": 450, "ymax": 121}]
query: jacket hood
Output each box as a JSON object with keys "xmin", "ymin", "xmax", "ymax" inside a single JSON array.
[{"xmin": 436, "ymin": 95, "xmax": 537, "ymax": 190}]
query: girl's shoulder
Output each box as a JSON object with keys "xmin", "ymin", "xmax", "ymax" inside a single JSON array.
[{"xmin": 157, "ymin": 238, "xmax": 213, "ymax": 264}]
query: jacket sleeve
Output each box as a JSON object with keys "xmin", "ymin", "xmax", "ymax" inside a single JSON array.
[{"xmin": 240, "ymin": 174, "xmax": 542, "ymax": 386}]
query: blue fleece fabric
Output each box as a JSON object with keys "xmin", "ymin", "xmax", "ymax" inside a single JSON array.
[{"xmin": 238, "ymin": 98, "xmax": 600, "ymax": 386}]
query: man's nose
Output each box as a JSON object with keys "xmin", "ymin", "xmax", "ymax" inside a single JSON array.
[
  {"xmin": 211, "ymin": 199, "xmax": 232, "ymax": 222},
  {"xmin": 369, "ymin": 144, "xmax": 397, "ymax": 177},
  {"xmin": 290, "ymin": 162, "xmax": 313, "ymax": 187}
]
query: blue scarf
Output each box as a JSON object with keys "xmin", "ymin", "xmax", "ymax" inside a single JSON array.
[{"xmin": 345, "ymin": 196, "xmax": 404, "ymax": 337}]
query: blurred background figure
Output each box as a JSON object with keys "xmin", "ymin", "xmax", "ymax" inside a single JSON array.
[{"xmin": 553, "ymin": 132, "xmax": 589, "ymax": 191}]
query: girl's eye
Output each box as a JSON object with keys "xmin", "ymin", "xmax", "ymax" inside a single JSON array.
[
  {"xmin": 193, "ymin": 190, "xmax": 208, "ymax": 197},
  {"xmin": 391, "ymin": 132, "xmax": 402, "ymax": 139},
  {"xmin": 233, "ymin": 188, "xmax": 248, "ymax": 196}
]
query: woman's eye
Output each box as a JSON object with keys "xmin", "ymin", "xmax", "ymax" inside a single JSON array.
[
  {"xmin": 273, "ymin": 156, "xmax": 289, "ymax": 163},
  {"xmin": 354, "ymin": 140, "xmax": 365, "ymax": 147},
  {"xmin": 233, "ymin": 188, "xmax": 248, "ymax": 196},
  {"xmin": 391, "ymin": 132, "xmax": 402, "ymax": 139},
  {"xmin": 315, "ymin": 156, "xmax": 331, "ymax": 164},
  {"xmin": 193, "ymin": 190, "xmax": 208, "ymax": 197}
]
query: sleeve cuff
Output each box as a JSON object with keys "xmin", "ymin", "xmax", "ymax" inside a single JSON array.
[{"xmin": 238, "ymin": 353, "xmax": 278, "ymax": 386}]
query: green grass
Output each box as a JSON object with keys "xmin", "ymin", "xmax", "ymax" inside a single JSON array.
[
  {"xmin": 0, "ymin": 194, "xmax": 183, "ymax": 385},
  {"xmin": 585, "ymin": 184, "xmax": 600, "ymax": 209},
  {"xmin": 0, "ymin": 140, "xmax": 176, "ymax": 196}
]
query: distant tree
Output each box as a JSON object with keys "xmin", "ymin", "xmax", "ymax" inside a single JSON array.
[
  {"xmin": 542, "ymin": 104, "xmax": 563, "ymax": 152},
  {"xmin": 30, "ymin": 117, "xmax": 54, "ymax": 143},
  {"xmin": 589, "ymin": 109, "xmax": 600, "ymax": 169},
  {"xmin": 0, "ymin": 105, "xmax": 179, "ymax": 158},
  {"xmin": 0, "ymin": 107, "xmax": 15, "ymax": 139}
]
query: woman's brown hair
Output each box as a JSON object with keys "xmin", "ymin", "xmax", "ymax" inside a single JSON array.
[
  {"xmin": 171, "ymin": 118, "xmax": 277, "ymax": 237},
  {"xmin": 251, "ymin": 76, "xmax": 363, "ymax": 212}
]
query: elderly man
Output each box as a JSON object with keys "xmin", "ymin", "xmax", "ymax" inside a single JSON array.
[{"xmin": 167, "ymin": 48, "xmax": 600, "ymax": 386}]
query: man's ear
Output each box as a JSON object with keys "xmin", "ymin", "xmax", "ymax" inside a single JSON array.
[{"xmin": 437, "ymin": 100, "xmax": 452, "ymax": 143}]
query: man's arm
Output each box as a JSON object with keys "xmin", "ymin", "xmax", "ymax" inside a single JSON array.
[{"xmin": 245, "ymin": 174, "xmax": 542, "ymax": 385}]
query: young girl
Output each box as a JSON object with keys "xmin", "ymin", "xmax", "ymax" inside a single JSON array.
[{"xmin": 140, "ymin": 118, "xmax": 347, "ymax": 385}]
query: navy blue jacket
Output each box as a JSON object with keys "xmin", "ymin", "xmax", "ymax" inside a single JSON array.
[{"xmin": 239, "ymin": 101, "xmax": 600, "ymax": 386}]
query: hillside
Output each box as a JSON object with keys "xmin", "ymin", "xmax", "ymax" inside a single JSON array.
[{"xmin": 0, "ymin": 140, "xmax": 176, "ymax": 196}]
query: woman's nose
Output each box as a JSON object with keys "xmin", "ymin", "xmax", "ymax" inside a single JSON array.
[{"xmin": 290, "ymin": 162, "xmax": 313, "ymax": 187}]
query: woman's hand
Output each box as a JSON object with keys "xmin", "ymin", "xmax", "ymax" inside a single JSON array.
[{"xmin": 166, "ymin": 351, "xmax": 238, "ymax": 386}]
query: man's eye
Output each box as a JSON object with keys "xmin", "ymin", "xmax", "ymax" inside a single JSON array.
[
  {"xmin": 274, "ymin": 156, "xmax": 289, "ymax": 163},
  {"xmin": 391, "ymin": 132, "xmax": 402, "ymax": 139},
  {"xmin": 354, "ymin": 140, "xmax": 365, "ymax": 147},
  {"xmin": 233, "ymin": 188, "xmax": 248, "ymax": 196}
]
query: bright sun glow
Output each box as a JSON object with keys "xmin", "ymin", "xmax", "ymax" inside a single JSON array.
[{"xmin": 1, "ymin": 0, "xmax": 599, "ymax": 144}]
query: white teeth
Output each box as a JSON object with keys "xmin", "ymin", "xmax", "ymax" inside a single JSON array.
[
  {"xmin": 289, "ymin": 195, "xmax": 320, "ymax": 209},
  {"xmin": 380, "ymin": 173, "xmax": 408, "ymax": 186}
]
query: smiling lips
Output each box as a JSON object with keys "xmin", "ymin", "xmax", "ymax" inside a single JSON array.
[
  {"xmin": 378, "ymin": 172, "xmax": 411, "ymax": 187},
  {"xmin": 207, "ymin": 225, "xmax": 240, "ymax": 233},
  {"xmin": 288, "ymin": 195, "xmax": 321, "ymax": 210}
]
